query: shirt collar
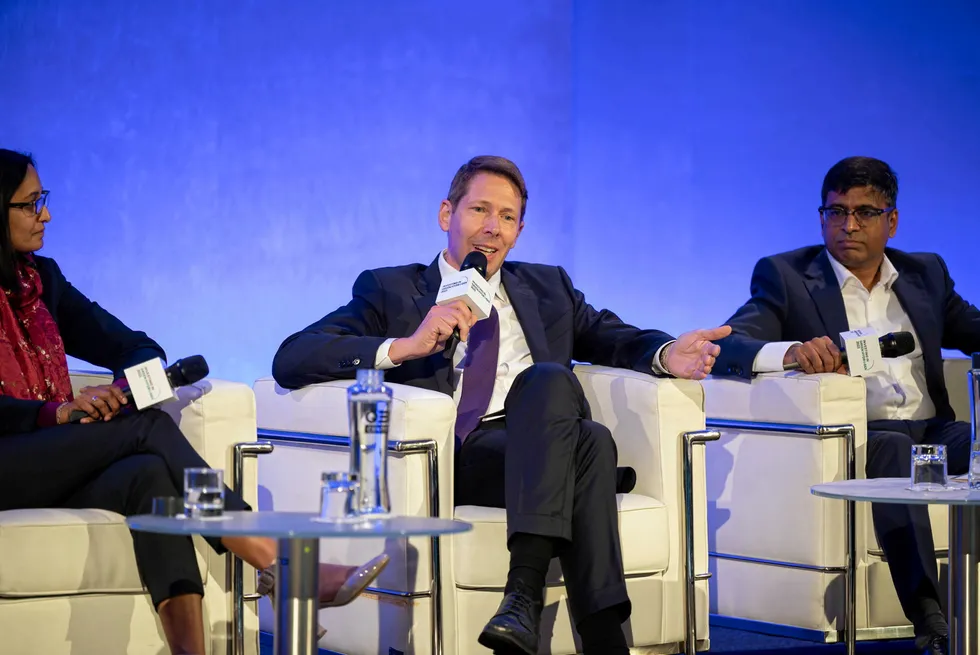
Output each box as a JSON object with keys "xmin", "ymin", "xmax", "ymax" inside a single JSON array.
[
  {"xmin": 826, "ymin": 250, "xmax": 899, "ymax": 291},
  {"xmin": 438, "ymin": 250, "xmax": 504, "ymax": 301}
]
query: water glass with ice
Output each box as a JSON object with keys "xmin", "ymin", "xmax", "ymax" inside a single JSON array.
[{"xmin": 184, "ymin": 468, "xmax": 225, "ymax": 518}]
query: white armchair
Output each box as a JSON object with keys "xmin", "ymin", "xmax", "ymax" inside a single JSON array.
[
  {"xmin": 702, "ymin": 358, "xmax": 972, "ymax": 646},
  {"xmin": 253, "ymin": 365, "xmax": 714, "ymax": 655},
  {"xmin": 0, "ymin": 371, "xmax": 265, "ymax": 655}
]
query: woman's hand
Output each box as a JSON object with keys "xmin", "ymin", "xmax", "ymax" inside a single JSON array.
[{"xmin": 58, "ymin": 384, "xmax": 129, "ymax": 424}]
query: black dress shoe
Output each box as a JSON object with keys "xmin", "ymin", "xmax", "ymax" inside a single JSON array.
[
  {"xmin": 477, "ymin": 580, "xmax": 543, "ymax": 654},
  {"xmin": 917, "ymin": 634, "xmax": 948, "ymax": 655}
]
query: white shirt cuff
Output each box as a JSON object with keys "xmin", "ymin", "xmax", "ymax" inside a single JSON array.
[
  {"xmin": 374, "ymin": 338, "xmax": 401, "ymax": 370},
  {"xmin": 651, "ymin": 341, "xmax": 675, "ymax": 376},
  {"xmin": 753, "ymin": 341, "xmax": 801, "ymax": 373}
]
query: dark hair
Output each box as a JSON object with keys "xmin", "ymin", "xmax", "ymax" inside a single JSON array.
[
  {"xmin": 446, "ymin": 155, "xmax": 528, "ymax": 219},
  {"xmin": 0, "ymin": 149, "xmax": 35, "ymax": 290},
  {"xmin": 821, "ymin": 156, "xmax": 898, "ymax": 207}
]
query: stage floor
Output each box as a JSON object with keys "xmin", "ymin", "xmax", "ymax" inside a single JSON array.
[{"xmin": 259, "ymin": 624, "xmax": 923, "ymax": 654}]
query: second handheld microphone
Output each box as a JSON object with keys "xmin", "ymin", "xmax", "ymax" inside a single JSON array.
[
  {"xmin": 69, "ymin": 355, "xmax": 210, "ymax": 423},
  {"xmin": 784, "ymin": 331, "xmax": 915, "ymax": 371}
]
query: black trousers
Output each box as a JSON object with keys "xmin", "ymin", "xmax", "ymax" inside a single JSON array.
[
  {"xmin": 866, "ymin": 418, "xmax": 971, "ymax": 635},
  {"xmin": 455, "ymin": 363, "xmax": 629, "ymax": 624},
  {"xmin": 0, "ymin": 409, "xmax": 249, "ymax": 608}
]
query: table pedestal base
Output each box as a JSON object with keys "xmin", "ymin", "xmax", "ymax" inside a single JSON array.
[
  {"xmin": 950, "ymin": 505, "xmax": 980, "ymax": 655},
  {"xmin": 274, "ymin": 537, "xmax": 321, "ymax": 655}
]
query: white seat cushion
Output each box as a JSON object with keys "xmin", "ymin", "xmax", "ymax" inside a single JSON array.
[
  {"xmin": 0, "ymin": 508, "xmax": 207, "ymax": 596},
  {"xmin": 453, "ymin": 493, "xmax": 667, "ymax": 588}
]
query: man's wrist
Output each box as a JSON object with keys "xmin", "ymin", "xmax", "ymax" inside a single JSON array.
[
  {"xmin": 782, "ymin": 343, "xmax": 799, "ymax": 366},
  {"xmin": 388, "ymin": 338, "xmax": 416, "ymax": 365},
  {"xmin": 659, "ymin": 342, "xmax": 673, "ymax": 375}
]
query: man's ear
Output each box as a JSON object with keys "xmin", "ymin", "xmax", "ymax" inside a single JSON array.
[
  {"xmin": 513, "ymin": 218, "xmax": 525, "ymax": 244},
  {"xmin": 438, "ymin": 200, "xmax": 453, "ymax": 232}
]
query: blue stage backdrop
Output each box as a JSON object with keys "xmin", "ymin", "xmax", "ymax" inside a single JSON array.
[{"xmin": 2, "ymin": 0, "xmax": 978, "ymax": 384}]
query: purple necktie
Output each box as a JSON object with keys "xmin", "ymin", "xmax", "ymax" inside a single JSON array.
[{"xmin": 454, "ymin": 307, "xmax": 500, "ymax": 444}]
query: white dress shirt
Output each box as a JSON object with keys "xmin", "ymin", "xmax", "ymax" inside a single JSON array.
[
  {"xmin": 753, "ymin": 253, "xmax": 935, "ymax": 421},
  {"xmin": 375, "ymin": 251, "xmax": 672, "ymax": 417}
]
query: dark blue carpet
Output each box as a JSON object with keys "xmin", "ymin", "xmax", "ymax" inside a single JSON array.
[{"xmin": 260, "ymin": 626, "xmax": 923, "ymax": 654}]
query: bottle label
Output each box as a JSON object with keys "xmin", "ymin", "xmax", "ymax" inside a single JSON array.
[{"xmin": 356, "ymin": 400, "xmax": 390, "ymax": 435}]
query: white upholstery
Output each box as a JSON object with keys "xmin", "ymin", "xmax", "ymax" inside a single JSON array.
[
  {"xmin": 0, "ymin": 372, "xmax": 261, "ymax": 655},
  {"xmin": 703, "ymin": 359, "xmax": 971, "ymax": 638},
  {"xmin": 253, "ymin": 365, "xmax": 711, "ymax": 655}
]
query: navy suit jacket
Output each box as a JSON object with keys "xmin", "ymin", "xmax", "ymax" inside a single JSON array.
[
  {"xmin": 0, "ymin": 256, "xmax": 166, "ymax": 436},
  {"xmin": 713, "ymin": 246, "xmax": 980, "ymax": 421},
  {"xmin": 272, "ymin": 257, "xmax": 674, "ymax": 395}
]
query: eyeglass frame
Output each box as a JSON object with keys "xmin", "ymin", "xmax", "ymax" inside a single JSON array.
[
  {"xmin": 818, "ymin": 204, "xmax": 895, "ymax": 228},
  {"xmin": 8, "ymin": 190, "xmax": 49, "ymax": 217}
]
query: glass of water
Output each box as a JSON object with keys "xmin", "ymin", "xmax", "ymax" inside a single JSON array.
[
  {"xmin": 910, "ymin": 445, "xmax": 947, "ymax": 491},
  {"xmin": 317, "ymin": 471, "xmax": 359, "ymax": 522},
  {"xmin": 184, "ymin": 468, "xmax": 225, "ymax": 518}
]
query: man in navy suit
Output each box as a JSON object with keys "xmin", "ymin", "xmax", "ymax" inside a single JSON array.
[
  {"xmin": 714, "ymin": 156, "xmax": 980, "ymax": 655},
  {"xmin": 273, "ymin": 156, "xmax": 730, "ymax": 654}
]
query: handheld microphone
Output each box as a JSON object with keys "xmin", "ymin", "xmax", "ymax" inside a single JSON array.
[
  {"xmin": 784, "ymin": 331, "xmax": 915, "ymax": 371},
  {"xmin": 69, "ymin": 355, "xmax": 210, "ymax": 423},
  {"xmin": 437, "ymin": 251, "xmax": 491, "ymax": 360}
]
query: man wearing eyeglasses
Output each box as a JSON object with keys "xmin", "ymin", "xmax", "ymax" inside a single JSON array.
[{"xmin": 713, "ymin": 156, "xmax": 980, "ymax": 655}]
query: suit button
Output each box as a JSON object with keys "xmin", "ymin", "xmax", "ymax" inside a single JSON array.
[
  {"xmin": 353, "ymin": 358, "xmax": 361, "ymax": 366},
  {"xmin": 727, "ymin": 366, "xmax": 735, "ymax": 374}
]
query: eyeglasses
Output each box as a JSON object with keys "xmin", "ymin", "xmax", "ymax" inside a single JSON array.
[
  {"xmin": 818, "ymin": 204, "xmax": 894, "ymax": 228},
  {"xmin": 9, "ymin": 190, "xmax": 49, "ymax": 217}
]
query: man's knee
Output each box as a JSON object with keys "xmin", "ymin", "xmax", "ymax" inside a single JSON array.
[
  {"xmin": 510, "ymin": 363, "xmax": 584, "ymax": 410},
  {"xmin": 518, "ymin": 362, "xmax": 577, "ymax": 387},
  {"xmin": 867, "ymin": 431, "xmax": 915, "ymax": 477}
]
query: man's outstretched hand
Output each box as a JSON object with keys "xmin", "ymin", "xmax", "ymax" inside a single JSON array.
[{"xmin": 664, "ymin": 325, "xmax": 732, "ymax": 380}]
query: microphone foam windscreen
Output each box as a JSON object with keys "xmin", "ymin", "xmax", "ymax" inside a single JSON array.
[
  {"xmin": 168, "ymin": 355, "xmax": 210, "ymax": 387},
  {"xmin": 460, "ymin": 251, "xmax": 488, "ymax": 279}
]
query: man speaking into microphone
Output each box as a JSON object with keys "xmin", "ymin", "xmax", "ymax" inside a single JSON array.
[
  {"xmin": 712, "ymin": 156, "xmax": 980, "ymax": 655},
  {"xmin": 273, "ymin": 155, "xmax": 730, "ymax": 654}
]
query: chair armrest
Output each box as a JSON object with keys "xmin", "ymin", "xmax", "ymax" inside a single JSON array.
[
  {"xmin": 574, "ymin": 365, "xmax": 706, "ymax": 502},
  {"xmin": 703, "ymin": 371, "xmax": 867, "ymax": 427},
  {"xmin": 69, "ymin": 370, "xmax": 113, "ymax": 396},
  {"xmin": 944, "ymin": 357, "xmax": 972, "ymax": 422},
  {"xmin": 252, "ymin": 377, "xmax": 457, "ymax": 515},
  {"xmin": 701, "ymin": 372, "xmax": 868, "ymax": 566},
  {"xmin": 161, "ymin": 380, "xmax": 259, "ymax": 496},
  {"xmin": 252, "ymin": 377, "xmax": 455, "ymax": 446},
  {"xmin": 573, "ymin": 364, "xmax": 710, "ymax": 621}
]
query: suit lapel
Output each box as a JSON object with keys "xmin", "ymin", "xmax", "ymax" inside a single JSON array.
[
  {"xmin": 501, "ymin": 267, "xmax": 550, "ymax": 362},
  {"xmin": 891, "ymin": 263, "xmax": 939, "ymax": 357},
  {"xmin": 804, "ymin": 250, "xmax": 850, "ymax": 339},
  {"xmin": 413, "ymin": 258, "xmax": 441, "ymax": 322},
  {"xmin": 414, "ymin": 258, "xmax": 453, "ymax": 396}
]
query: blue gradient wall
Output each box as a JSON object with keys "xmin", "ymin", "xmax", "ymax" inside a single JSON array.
[{"xmin": 2, "ymin": 0, "xmax": 978, "ymax": 383}]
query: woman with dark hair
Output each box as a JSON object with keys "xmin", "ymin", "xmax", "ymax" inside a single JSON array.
[{"xmin": 0, "ymin": 149, "xmax": 386, "ymax": 654}]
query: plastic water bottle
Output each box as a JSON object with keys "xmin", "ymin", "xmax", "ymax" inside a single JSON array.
[
  {"xmin": 969, "ymin": 353, "xmax": 980, "ymax": 489},
  {"xmin": 347, "ymin": 369, "xmax": 393, "ymax": 515}
]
